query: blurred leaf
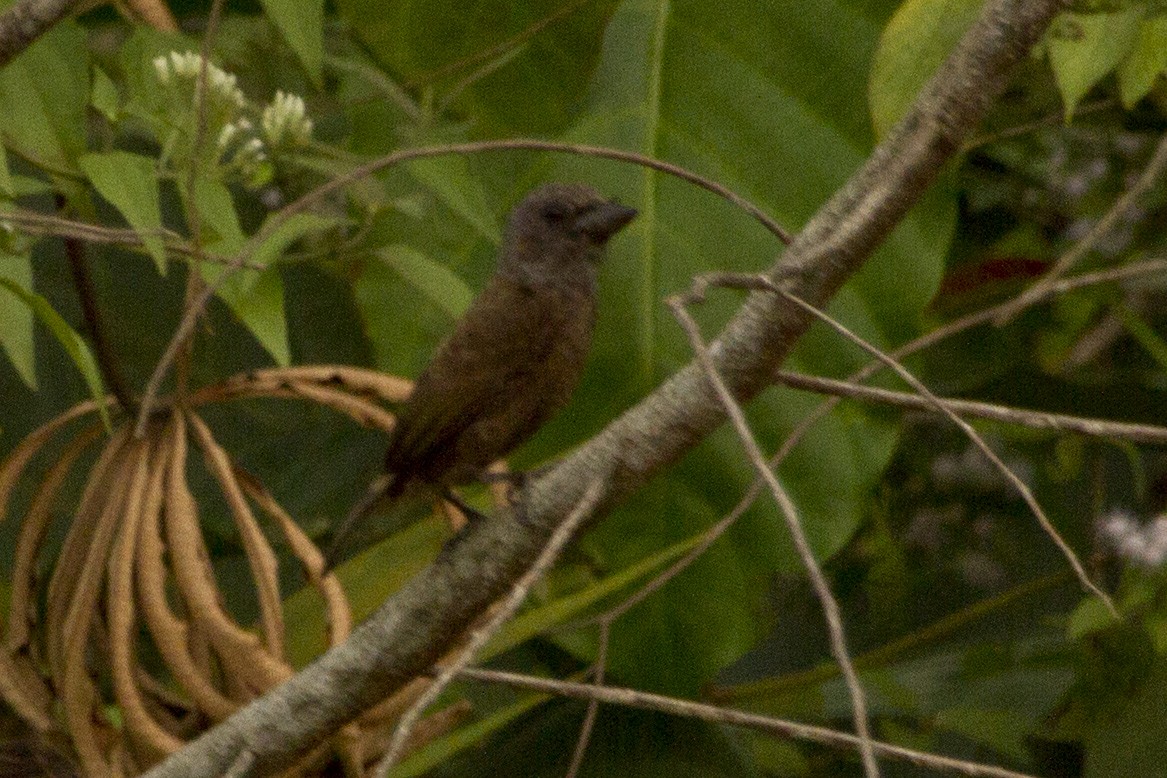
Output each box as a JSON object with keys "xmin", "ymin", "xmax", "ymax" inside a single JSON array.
[
  {"xmin": 0, "ymin": 143, "xmax": 13, "ymax": 199},
  {"xmin": 250, "ymin": 212, "xmax": 338, "ymax": 270},
  {"xmin": 259, "ymin": 0, "xmax": 323, "ymax": 84},
  {"xmin": 1070, "ymin": 597, "xmax": 1119, "ymax": 640},
  {"xmin": 1047, "ymin": 10, "xmax": 1141, "ymax": 119},
  {"xmin": 0, "ymin": 250, "xmax": 35, "ymax": 388},
  {"xmin": 0, "ymin": 21, "xmax": 88, "ymax": 175},
  {"xmin": 406, "ymin": 154, "xmax": 500, "ymax": 244},
  {"xmin": 283, "ymin": 518, "xmax": 447, "ymax": 667},
  {"xmin": 90, "ymin": 65, "xmax": 120, "ymax": 122},
  {"xmin": 1086, "ymin": 660, "xmax": 1167, "ymax": 778},
  {"xmin": 389, "ymin": 692, "xmax": 549, "ymax": 778},
  {"xmin": 79, "ymin": 152, "xmax": 167, "ymax": 273},
  {"xmin": 334, "ymin": 0, "xmax": 617, "ymax": 137},
  {"xmin": 869, "ymin": 0, "xmax": 983, "ymax": 136},
  {"xmin": 483, "ymin": 532, "xmax": 703, "ymax": 660},
  {"xmin": 1117, "ymin": 15, "xmax": 1167, "ymax": 108},
  {"xmin": 375, "ymin": 245, "xmax": 474, "ymax": 319},
  {"xmin": 0, "ymin": 277, "xmax": 108, "ymax": 428},
  {"xmin": 935, "ymin": 706, "xmax": 1031, "ymax": 762}
]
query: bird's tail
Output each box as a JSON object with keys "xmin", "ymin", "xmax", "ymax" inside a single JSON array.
[{"xmin": 321, "ymin": 472, "xmax": 397, "ymax": 573}]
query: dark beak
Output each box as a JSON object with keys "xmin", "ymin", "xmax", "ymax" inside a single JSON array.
[{"xmin": 574, "ymin": 202, "xmax": 638, "ymax": 243}]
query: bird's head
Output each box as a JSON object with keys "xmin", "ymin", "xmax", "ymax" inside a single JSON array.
[{"xmin": 498, "ymin": 183, "xmax": 637, "ymax": 290}]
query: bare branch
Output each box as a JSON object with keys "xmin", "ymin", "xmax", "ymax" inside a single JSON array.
[
  {"xmin": 457, "ymin": 668, "xmax": 1040, "ymax": 778},
  {"xmin": 0, "ymin": 0, "xmax": 83, "ymax": 67},
  {"xmin": 774, "ymin": 370, "xmax": 1167, "ymax": 446}
]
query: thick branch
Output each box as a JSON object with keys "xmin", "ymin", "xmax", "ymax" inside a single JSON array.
[
  {"xmin": 145, "ymin": 1, "xmax": 1066, "ymax": 774},
  {"xmin": 0, "ymin": 0, "xmax": 82, "ymax": 67}
]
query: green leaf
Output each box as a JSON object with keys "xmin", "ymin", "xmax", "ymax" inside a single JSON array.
[
  {"xmin": 0, "ymin": 250, "xmax": 35, "ymax": 388},
  {"xmin": 389, "ymin": 692, "xmax": 549, "ymax": 778},
  {"xmin": 191, "ymin": 175, "xmax": 246, "ymax": 255},
  {"xmin": 78, "ymin": 152, "xmax": 167, "ymax": 273},
  {"xmin": 482, "ymin": 532, "xmax": 703, "ymax": 660},
  {"xmin": 0, "ymin": 143, "xmax": 13, "ymax": 199},
  {"xmin": 375, "ymin": 245, "xmax": 474, "ymax": 319},
  {"xmin": 869, "ymin": 0, "xmax": 983, "ymax": 136},
  {"xmin": 1118, "ymin": 15, "xmax": 1167, "ymax": 109},
  {"xmin": 188, "ymin": 178, "xmax": 293, "ymax": 365},
  {"xmin": 1047, "ymin": 10, "xmax": 1142, "ymax": 119},
  {"xmin": 0, "ymin": 277, "xmax": 109, "ymax": 429},
  {"xmin": 404, "ymin": 146, "xmax": 500, "ymax": 244},
  {"xmin": 249, "ymin": 212, "xmax": 337, "ymax": 270},
  {"xmin": 283, "ymin": 519, "xmax": 447, "ymax": 668},
  {"xmin": 258, "ymin": 0, "xmax": 323, "ymax": 84},
  {"xmin": 0, "ymin": 21, "xmax": 88, "ymax": 174},
  {"xmin": 1068, "ymin": 595, "xmax": 1118, "ymax": 639},
  {"xmin": 91, "ymin": 65, "xmax": 121, "ymax": 122},
  {"xmin": 1086, "ymin": 661, "xmax": 1167, "ymax": 778},
  {"xmin": 334, "ymin": 0, "xmax": 618, "ymax": 137}
]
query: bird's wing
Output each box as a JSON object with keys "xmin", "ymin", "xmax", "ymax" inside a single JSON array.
[{"xmin": 384, "ymin": 279, "xmax": 556, "ymax": 482}]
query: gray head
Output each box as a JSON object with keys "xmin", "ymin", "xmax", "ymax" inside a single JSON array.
[{"xmin": 497, "ymin": 183, "xmax": 637, "ymax": 290}]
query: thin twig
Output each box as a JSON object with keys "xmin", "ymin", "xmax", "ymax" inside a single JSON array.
[
  {"xmin": 771, "ymin": 256, "xmax": 1167, "ymax": 476},
  {"xmin": 995, "ymin": 130, "xmax": 1167, "ymax": 324},
  {"xmin": 564, "ymin": 620, "xmax": 608, "ymax": 778},
  {"xmin": 457, "ymin": 668, "xmax": 1038, "ymax": 778},
  {"xmin": 702, "ymin": 272, "xmax": 1117, "ymax": 616},
  {"xmin": 667, "ymin": 292, "xmax": 880, "ymax": 777},
  {"xmin": 773, "ymin": 370, "xmax": 1167, "ymax": 446},
  {"xmin": 2, "ymin": 208, "xmax": 244, "ymax": 267},
  {"xmin": 373, "ymin": 478, "xmax": 607, "ymax": 775}
]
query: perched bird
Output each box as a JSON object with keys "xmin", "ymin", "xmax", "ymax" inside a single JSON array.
[{"xmin": 324, "ymin": 183, "xmax": 637, "ymax": 568}]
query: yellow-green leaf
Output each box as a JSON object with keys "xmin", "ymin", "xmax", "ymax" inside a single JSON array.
[{"xmin": 79, "ymin": 151, "xmax": 167, "ymax": 272}]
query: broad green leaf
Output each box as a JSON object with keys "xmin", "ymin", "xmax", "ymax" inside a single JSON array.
[
  {"xmin": 334, "ymin": 0, "xmax": 618, "ymax": 137},
  {"xmin": 1117, "ymin": 15, "xmax": 1167, "ymax": 108},
  {"xmin": 91, "ymin": 65, "xmax": 120, "ymax": 122},
  {"xmin": 0, "ymin": 277, "xmax": 109, "ymax": 428},
  {"xmin": 406, "ymin": 154, "xmax": 500, "ymax": 244},
  {"xmin": 78, "ymin": 152, "xmax": 167, "ymax": 272},
  {"xmin": 376, "ymin": 245, "xmax": 473, "ymax": 319},
  {"xmin": 0, "ymin": 21, "xmax": 87, "ymax": 174},
  {"xmin": 0, "ymin": 251, "xmax": 35, "ymax": 388},
  {"xmin": 1047, "ymin": 10, "xmax": 1142, "ymax": 119},
  {"xmin": 869, "ymin": 0, "xmax": 983, "ymax": 136},
  {"xmin": 258, "ymin": 0, "xmax": 323, "ymax": 84}
]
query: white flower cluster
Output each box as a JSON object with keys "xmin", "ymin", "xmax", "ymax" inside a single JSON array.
[
  {"xmin": 152, "ymin": 51, "xmax": 246, "ymax": 110},
  {"xmin": 150, "ymin": 51, "xmax": 312, "ymax": 186},
  {"xmin": 261, "ymin": 91, "xmax": 313, "ymax": 148},
  {"xmin": 1101, "ymin": 510, "xmax": 1167, "ymax": 567}
]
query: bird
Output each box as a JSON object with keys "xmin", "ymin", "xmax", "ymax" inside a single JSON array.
[{"xmin": 323, "ymin": 183, "xmax": 637, "ymax": 569}]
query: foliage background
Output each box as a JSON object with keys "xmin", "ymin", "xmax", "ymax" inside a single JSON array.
[{"xmin": 1, "ymin": 0, "xmax": 1167, "ymax": 775}]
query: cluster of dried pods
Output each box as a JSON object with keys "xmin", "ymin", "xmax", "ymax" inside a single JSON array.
[{"xmin": 0, "ymin": 366, "xmax": 478, "ymax": 775}]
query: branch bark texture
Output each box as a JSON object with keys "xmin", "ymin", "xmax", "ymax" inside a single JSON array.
[
  {"xmin": 146, "ymin": 1, "xmax": 1066, "ymax": 774},
  {"xmin": 0, "ymin": 0, "xmax": 81, "ymax": 67}
]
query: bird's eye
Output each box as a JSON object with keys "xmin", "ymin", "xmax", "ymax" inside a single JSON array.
[{"xmin": 539, "ymin": 202, "xmax": 570, "ymax": 223}]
